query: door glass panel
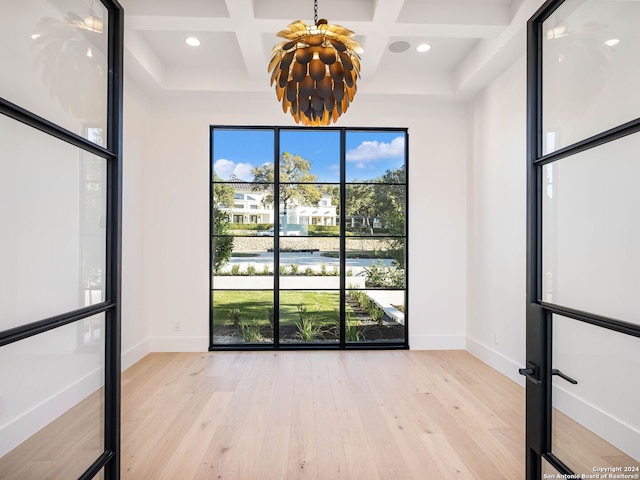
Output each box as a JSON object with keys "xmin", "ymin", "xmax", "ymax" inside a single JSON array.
[
  {"xmin": 279, "ymin": 290, "xmax": 340, "ymax": 344},
  {"xmin": 345, "ymin": 131, "xmax": 406, "ymax": 183},
  {"xmin": 542, "ymin": 132, "xmax": 640, "ymax": 324},
  {"xmin": 279, "ymin": 130, "xmax": 340, "ymax": 183},
  {"xmin": 0, "ymin": 315, "xmax": 105, "ymax": 478},
  {"xmin": 552, "ymin": 315, "xmax": 640, "ymax": 473},
  {"xmin": 541, "ymin": 457, "xmax": 562, "ymax": 478},
  {"xmin": 0, "ymin": 0, "xmax": 109, "ymax": 144},
  {"xmin": 542, "ymin": 0, "xmax": 640, "ymax": 154},
  {"xmin": 212, "ymin": 291, "xmax": 274, "ymax": 345},
  {"xmin": 0, "ymin": 115, "xmax": 107, "ymax": 331}
]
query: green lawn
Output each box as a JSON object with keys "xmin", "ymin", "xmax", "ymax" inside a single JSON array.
[{"xmin": 212, "ymin": 290, "xmax": 341, "ymax": 326}]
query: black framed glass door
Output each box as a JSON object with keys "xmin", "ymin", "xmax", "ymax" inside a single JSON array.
[
  {"xmin": 525, "ymin": 0, "xmax": 640, "ymax": 477},
  {"xmin": 210, "ymin": 126, "xmax": 408, "ymax": 350},
  {"xmin": 0, "ymin": 0, "xmax": 123, "ymax": 478}
]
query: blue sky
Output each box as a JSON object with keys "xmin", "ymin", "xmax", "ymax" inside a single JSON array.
[{"xmin": 212, "ymin": 129, "xmax": 405, "ymax": 183}]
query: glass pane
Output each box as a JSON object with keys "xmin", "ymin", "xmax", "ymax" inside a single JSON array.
[
  {"xmin": 212, "ymin": 237, "xmax": 273, "ymax": 289},
  {"xmin": 280, "ymin": 238, "xmax": 340, "ymax": 290},
  {"xmin": 345, "ymin": 238, "xmax": 405, "ymax": 289},
  {"xmin": 346, "ymin": 131, "xmax": 406, "ymax": 183},
  {"xmin": 213, "ymin": 182, "xmax": 275, "ymax": 236},
  {"xmin": 212, "ymin": 291, "xmax": 274, "ymax": 345},
  {"xmin": 345, "ymin": 289, "xmax": 405, "ymax": 344},
  {"xmin": 542, "ymin": 132, "xmax": 640, "ymax": 324},
  {"xmin": 0, "ymin": 315, "xmax": 105, "ymax": 478},
  {"xmin": 279, "ymin": 130, "xmax": 340, "ymax": 183},
  {"xmin": 212, "ymin": 129, "xmax": 274, "ymax": 182},
  {"xmin": 0, "ymin": 0, "xmax": 109, "ymax": 144},
  {"xmin": 542, "ymin": 0, "xmax": 640, "ymax": 154},
  {"xmin": 345, "ymin": 184, "xmax": 406, "ymax": 236},
  {"xmin": 0, "ymin": 115, "xmax": 107, "ymax": 331},
  {"xmin": 279, "ymin": 291, "xmax": 340, "ymax": 344},
  {"xmin": 552, "ymin": 315, "xmax": 640, "ymax": 473},
  {"xmin": 278, "ymin": 183, "xmax": 338, "ymax": 235},
  {"xmin": 541, "ymin": 457, "xmax": 561, "ymax": 477}
]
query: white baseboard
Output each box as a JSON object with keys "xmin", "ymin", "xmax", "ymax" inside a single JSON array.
[
  {"xmin": 554, "ymin": 385, "xmax": 640, "ymax": 461},
  {"xmin": 122, "ymin": 338, "xmax": 151, "ymax": 371},
  {"xmin": 149, "ymin": 336, "xmax": 209, "ymax": 352},
  {"xmin": 0, "ymin": 368, "xmax": 103, "ymax": 458},
  {"xmin": 465, "ymin": 336, "xmax": 525, "ymax": 387},
  {"xmin": 410, "ymin": 334, "xmax": 465, "ymax": 350},
  {"xmin": 466, "ymin": 336, "xmax": 640, "ymax": 460}
]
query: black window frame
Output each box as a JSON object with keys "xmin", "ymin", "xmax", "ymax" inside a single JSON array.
[{"xmin": 209, "ymin": 125, "xmax": 409, "ymax": 351}]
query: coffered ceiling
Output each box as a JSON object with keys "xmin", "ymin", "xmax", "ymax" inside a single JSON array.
[{"xmin": 121, "ymin": 0, "xmax": 545, "ymax": 100}]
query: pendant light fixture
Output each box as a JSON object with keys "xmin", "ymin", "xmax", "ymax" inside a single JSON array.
[{"xmin": 268, "ymin": 0, "xmax": 362, "ymax": 126}]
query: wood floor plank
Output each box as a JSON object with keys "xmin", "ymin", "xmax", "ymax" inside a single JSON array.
[{"xmin": 11, "ymin": 350, "xmax": 638, "ymax": 479}]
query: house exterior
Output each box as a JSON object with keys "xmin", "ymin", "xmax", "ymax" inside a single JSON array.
[{"xmin": 221, "ymin": 177, "xmax": 337, "ymax": 227}]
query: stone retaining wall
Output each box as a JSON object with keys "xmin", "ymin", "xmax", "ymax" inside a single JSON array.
[{"xmin": 229, "ymin": 236, "xmax": 395, "ymax": 252}]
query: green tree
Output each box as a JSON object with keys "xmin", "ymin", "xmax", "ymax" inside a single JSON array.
[
  {"xmin": 251, "ymin": 152, "xmax": 322, "ymax": 220},
  {"xmin": 373, "ymin": 166, "xmax": 406, "ymax": 267},
  {"xmin": 346, "ymin": 167, "xmax": 406, "ymax": 266},
  {"xmin": 212, "ymin": 173, "xmax": 234, "ymax": 273},
  {"xmin": 345, "ymin": 182, "xmax": 375, "ymax": 234}
]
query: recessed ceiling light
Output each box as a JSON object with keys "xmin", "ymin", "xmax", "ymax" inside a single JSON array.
[
  {"xmin": 604, "ymin": 38, "xmax": 620, "ymax": 47},
  {"xmin": 31, "ymin": 33, "xmax": 41, "ymax": 40},
  {"xmin": 416, "ymin": 43, "xmax": 431, "ymax": 53},
  {"xmin": 388, "ymin": 41, "xmax": 410, "ymax": 53},
  {"xmin": 185, "ymin": 37, "xmax": 201, "ymax": 47}
]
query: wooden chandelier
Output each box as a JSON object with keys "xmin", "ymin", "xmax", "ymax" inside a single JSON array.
[{"xmin": 268, "ymin": 14, "xmax": 361, "ymax": 126}]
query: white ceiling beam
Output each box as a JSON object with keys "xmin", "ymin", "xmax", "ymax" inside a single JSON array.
[
  {"xmin": 126, "ymin": 15, "xmax": 235, "ymax": 31},
  {"xmin": 397, "ymin": 3, "xmax": 510, "ymax": 26},
  {"xmin": 453, "ymin": 0, "xmax": 543, "ymax": 99},
  {"xmin": 126, "ymin": 15, "xmax": 505, "ymax": 39},
  {"xmin": 224, "ymin": 0, "xmax": 268, "ymax": 80},
  {"xmin": 124, "ymin": 27, "xmax": 166, "ymax": 88},
  {"xmin": 362, "ymin": 0, "xmax": 406, "ymax": 75}
]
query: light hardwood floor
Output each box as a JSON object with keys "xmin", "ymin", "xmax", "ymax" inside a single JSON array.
[
  {"xmin": 120, "ymin": 351, "xmax": 526, "ymax": 479},
  {"xmin": 3, "ymin": 350, "xmax": 639, "ymax": 479}
]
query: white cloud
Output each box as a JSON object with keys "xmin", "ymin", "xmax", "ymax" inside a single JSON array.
[
  {"xmin": 346, "ymin": 136, "xmax": 405, "ymax": 163},
  {"xmin": 213, "ymin": 159, "xmax": 255, "ymax": 180}
]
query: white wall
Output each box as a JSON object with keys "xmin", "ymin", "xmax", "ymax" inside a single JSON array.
[
  {"xmin": 466, "ymin": 54, "xmax": 528, "ymax": 384},
  {"xmin": 466, "ymin": 50, "xmax": 640, "ymax": 460},
  {"xmin": 132, "ymin": 92, "xmax": 468, "ymax": 351},
  {"xmin": 121, "ymin": 78, "xmax": 153, "ymax": 369}
]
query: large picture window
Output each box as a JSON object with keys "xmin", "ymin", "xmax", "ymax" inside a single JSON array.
[{"xmin": 210, "ymin": 127, "xmax": 408, "ymax": 349}]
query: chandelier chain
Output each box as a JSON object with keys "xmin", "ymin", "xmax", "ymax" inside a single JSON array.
[{"xmin": 314, "ymin": 0, "xmax": 318, "ymax": 25}]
